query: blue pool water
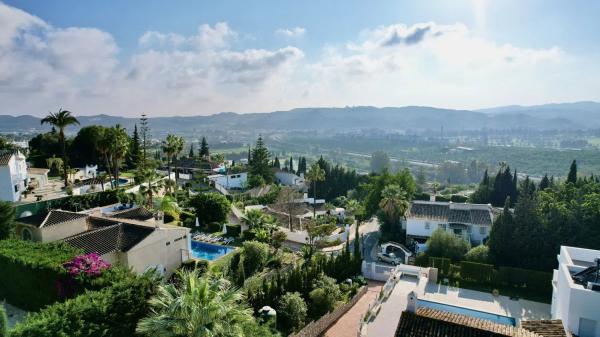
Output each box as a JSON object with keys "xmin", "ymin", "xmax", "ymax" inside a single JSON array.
[
  {"xmin": 191, "ymin": 241, "xmax": 235, "ymax": 261},
  {"xmin": 111, "ymin": 178, "xmax": 129, "ymax": 185},
  {"xmin": 417, "ymin": 299, "xmax": 516, "ymax": 326}
]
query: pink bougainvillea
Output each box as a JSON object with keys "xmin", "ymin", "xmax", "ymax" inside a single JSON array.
[{"xmin": 63, "ymin": 252, "xmax": 111, "ymax": 278}]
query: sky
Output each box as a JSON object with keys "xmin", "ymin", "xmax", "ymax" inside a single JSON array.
[{"xmin": 1, "ymin": 0, "xmax": 600, "ymax": 117}]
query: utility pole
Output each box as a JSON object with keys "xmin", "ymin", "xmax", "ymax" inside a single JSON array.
[{"xmin": 140, "ymin": 114, "xmax": 149, "ymax": 170}]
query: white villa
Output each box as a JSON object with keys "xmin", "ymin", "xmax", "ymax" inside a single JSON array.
[
  {"xmin": 405, "ymin": 201, "xmax": 494, "ymax": 246},
  {"xmin": 552, "ymin": 245, "xmax": 600, "ymax": 337},
  {"xmin": 0, "ymin": 150, "xmax": 28, "ymax": 202},
  {"xmin": 208, "ymin": 172, "xmax": 248, "ymax": 190},
  {"xmin": 15, "ymin": 207, "xmax": 191, "ymax": 278},
  {"xmin": 275, "ymin": 170, "xmax": 305, "ymax": 188}
]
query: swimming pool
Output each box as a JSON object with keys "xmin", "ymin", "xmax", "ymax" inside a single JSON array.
[
  {"xmin": 417, "ymin": 299, "xmax": 516, "ymax": 326},
  {"xmin": 191, "ymin": 241, "xmax": 235, "ymax": 261}
]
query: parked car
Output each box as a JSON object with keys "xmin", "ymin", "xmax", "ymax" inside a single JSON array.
[{"xmin": 377, "ymin": 251, "xmax": 402, "ymax": 265}]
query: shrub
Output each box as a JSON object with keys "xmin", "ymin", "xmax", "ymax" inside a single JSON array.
[
  {"xmin": 497, "ymin": 266, "xmax": 552, "ymax": 293},
  {"xmin": 180, "ymin": 259, "xmax": 209, "ymax": 276},
  {"xmin": 309, "ymin": 274, "xmax": 342, "ymax": 318},
  {"xmin": 226, "ymin": 224, "xmax": 241, "ymax": 238},
  {"xmin": 163, "ymin": 209, "xmax": 179, "ymax": 224},
  {"xmin": 465, "ymin": 245, "xmax": 489, "ymax": 263},
  {"xmin": 0, "ymin": 305, "xmax": 7, "ymax": 337},
  {"xmin": 205, "ymin": 221, "xmax": 222, "ymax": 233},
  {"xmin": 425, "ymin": 229, "xmax": 469, "ymax": 262},
  {"xmin": 190, "ymin": 193, "xmax": 231, "ymax": 225},
  {"xmin": 460, "ymin": 261, "xmax": 494, "ymax": 284},
  {"xmin": 450, "ymin": 195, "xmax": 468, "ymax": 203},
  {"xmin": 0, "ymin": 201, "xmax": 15, "ymax": 240},
  {"xmin": 10, "ymin": 272, "xmax": 158, "ymax": 337},
  {"xmin": 413, "ymin": 192, "xmax": 431, "ymax": 201},
  {"xmin": 277, "ymin": 292, "xmax": 307, "ymax": 334},
  {"xmin": 242, "ymin": 241, "xmax": 270, "ymax": 276},
  {"xmin": 0, "ymin": 240, "xmax": 82, "ymax": 310}
]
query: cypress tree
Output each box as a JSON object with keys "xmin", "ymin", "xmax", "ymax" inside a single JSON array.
[
  {"xmin": 199, "ymin": 137, "xmax": 209, "ymax": 158},
  {"xmin": 539, "ymin": 174, "xmax": 550, "ymax": 190},
  {"xmin": 0, "ymin": 305, "xmax": 6, "ymax": 337},
  {"xmin": 188, "ymin": 144, "xmax": 194, "ymax": 158},
  {"xmin": 129, "ymin": 124, "xmax": 141, "ymax": 168},
  {"xmin": 567, "ymin": 160, "xmax": 577, "ymax": 184},
  {"xmin": 274, "ymin": 156, "xmax": 281, "ymax": 169},
  {"xmin": 289, "ymin": 156, "xmax": 294, "ymax": 172}
]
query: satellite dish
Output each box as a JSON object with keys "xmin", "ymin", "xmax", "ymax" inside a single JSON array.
[{"xmin": 20, "ymin": 211, "xmax": 33, "ymax": 218}]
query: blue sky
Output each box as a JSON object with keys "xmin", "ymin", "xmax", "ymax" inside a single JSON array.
[{"xmin": 1, "ymin": 0, "xmax": 600, "ymax": 116}]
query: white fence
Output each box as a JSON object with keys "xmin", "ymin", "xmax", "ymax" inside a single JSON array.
[
  {"xmin": 361, "ymin": 261, "xmax": 398, "ymax": 282},
  {"xmin": 358, "ymin": 266, "xmax": 402, "ymax": 337}
]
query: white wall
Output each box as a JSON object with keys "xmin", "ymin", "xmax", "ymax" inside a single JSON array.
[
  {"xmin": 212, "ymin": 172, "xmax": 247, "ymax": 189},
  {"xmin": 552, "ymin": 247, "xmax": 600, "ymax": 337},
  {"xmin": 406, "ymin": 219, "xmax": 442, "ymax": 238},
  {"xmin": 0, "ymin": 166, "xmax": 14, "ymax": 201},
  {"xmin": 0, "ymin": 154, "xmax": 27, "ymax": 202},
  {"xmin": 275, "ymin": 171, "xmax": 305, "ymax": 186},
  {"xmin": 124, "ymin": 227, "xmax": 191, "ymax": 278}
]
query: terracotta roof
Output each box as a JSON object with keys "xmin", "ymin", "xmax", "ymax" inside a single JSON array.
[
  {"xmin": 17, "ymin": 210, "xmax": 88, "ymax": 228},
  {"xmin": 408, "ymin": 202, "xmax": 493, "ymax": 226},
  {"xmin": 395, "ymin": 308, "xmax": 540, "ymax": 337},
  {"xmin": 63, "ymin": 222, "xmax": 155, "ymax": 255},
  {"xmin": 110, "ymin": 207, "xmax": 154, "ymax": 221},
  {"xmin": 520, "ymin": 320, "xmax": 569, "ymax": 337},
  {"xmin": 0, "ymin": 151, "xmax": 14, "ymax": 165}
]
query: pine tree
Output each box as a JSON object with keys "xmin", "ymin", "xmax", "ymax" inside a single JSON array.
[
  {"xmin": 567, "ymin": 160, "xmax": 577, "ymax": 184},
  {"xmin": 539, "ymin": 174, "xmax": 550, "ymax": 190},
  {"xmin": 189, "ymin": 144, "xmax": 194, "ymax": 158},
  {"xmin": 128, "ymin": 124, "xmax": 141, "ymax": 168},
  {"xmin": 274, "ymin": 156, "xmax": 281, "ymax": 169},
  {"xmin": 199, "ymin": 137, "xmax": 210, "ymax": 158},
  {"xmin": 248, "ymin": 136, "xmax": 274, "ymax": 186},
  {"xmin": 289, "ymin": 156, "xmax": 294, "ymax": 173}
]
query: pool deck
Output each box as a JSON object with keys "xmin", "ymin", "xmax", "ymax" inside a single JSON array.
[{"xmin": 366, "ymin": 275, "xmax": 551, "ymax": 337}]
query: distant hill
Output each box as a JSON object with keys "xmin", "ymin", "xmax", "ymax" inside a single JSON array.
[{"xmin": 2, "ymin": 102, "xmax": 599, "ymax": 134}]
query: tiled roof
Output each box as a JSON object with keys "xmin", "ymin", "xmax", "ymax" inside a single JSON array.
[
  {"xmin": 0, "ymin": 151, "xmax": 14, "ymax": 165},
  {"xmin": 408, "ymin": 202, "xmax": 493, "ymax": 226},
  {"xmin": 63, "ymin": 222, "xmax": 155, "ymax": 255},
  {"xmin": 17, "ymin": 210, "xmax": 88, "ymax": 228},
  {"xmin": 395, "ymin": 308, "xmax": 541, "ymax": 337},
  {"xmin": 520, "ymin": 320, "xmax": 569, "ymax": 337},
  {"xmin": 110, "ymin": 207, "xmax": 154, "ymax": 221}
]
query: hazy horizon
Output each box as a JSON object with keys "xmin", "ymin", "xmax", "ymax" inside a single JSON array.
[{"xmin": 2, "ymin": 0, "xmax": 600, "ymax": 117}]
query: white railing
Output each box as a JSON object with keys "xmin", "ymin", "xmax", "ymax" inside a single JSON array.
[{"xmin": 358, "ymin": 266, "xmax": 402, "ymax": 337}]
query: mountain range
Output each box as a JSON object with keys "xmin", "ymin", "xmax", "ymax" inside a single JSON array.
[{"xmin": 2, "ymin": 101, "xmax": 600, "ymax": 134}]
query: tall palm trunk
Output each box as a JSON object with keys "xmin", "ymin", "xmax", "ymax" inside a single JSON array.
[
  {"xmin": 167, "ymin": 154, "xmax": 172, "ymax": 193},
  {"xmin": 60, "ymin": 130, "xmax": 68, "ymax": 187},
  {"xmin": 313, "ymin": 181, "xmax": 317, "ymax": 218},
  {"xmin": 103, "ymin": 153, "xmax": 114, "ymax": 189}
]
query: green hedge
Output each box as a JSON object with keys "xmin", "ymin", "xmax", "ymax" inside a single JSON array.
[
  {"xmin": 10, "ymin": 272, "xmax": 158, "ymax": 337},
  {"xmin": 226, "ymin": 224, "xmax": 241, "ymax": 238},
  {"xmin": 413, "ymin": 192, "xmax": 431, "ymax": 201},
  {"xmin": 450, "ymin": 195, "xmax": 468, "ymax": 203},
  {"xmin": 15, "ymin": 190, "xmax": 119, "ymax": 217},
  {"xmin": 0, "ymin": 240, "xmax": 82, "ymax": 310},
  {"xmin": 460, "ymin": 261, "xmax": 493, "ymax": 284},
  {"xmin": 428, "ymin": 257, "xmax": 451, "ymax": 276},
  {"xmin": 498, "ymin": 266, "xmax": 553, "ymax": 293}
]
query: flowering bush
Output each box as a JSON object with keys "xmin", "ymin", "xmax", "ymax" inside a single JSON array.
[{"xmin": 63, "ymin": 253, "xmax": 111, "ymax": 278}]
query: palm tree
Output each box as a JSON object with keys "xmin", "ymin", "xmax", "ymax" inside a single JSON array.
[
  {"xmin": 108, "ymin": 125, "xmax": 130, "ymax": 189},
  {"xmin": 241, "ymin": 209, "xmax": 266, "ymax": 230},
  {"xmin": 138, "ymin": 167, "xmax": 163, "ymax": 208},
  {"xmin": 306, "ymin": 162, "xmax": 325, "ymax": 218},
  {"xmin": 96, "ymin": 128, "xmax": 114, "ymax": 189},
  {"xmin": 162, "ymin": 134, "xmax": 184, "ymax": 192},
  {"xmin": 40, "ymin": 108, "xmax": 79, "ymax": 187},
  {"xmin": 379, "ymin": 184, "xmax": 409, "ymax": 227},
  {"xmin": 136, "ymin": 270, "xmax": 253, "ymax": 337}
]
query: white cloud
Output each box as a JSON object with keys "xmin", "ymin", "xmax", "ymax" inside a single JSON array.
[
  {"xmin": 275, "ymin": 27, "xmax": 306, "ymax": 38},
  {"xmin": 0, "ymin": 2, "xmax": 595, "ymax": 116}
]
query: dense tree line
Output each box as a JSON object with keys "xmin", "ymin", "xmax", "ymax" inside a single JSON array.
[
  {"xmin": 470, "ymin": 165, "xmax": 518, "ymax": 206},
  {"xmin": 487, "ymin": 160, "xmax": 600, "ymax": 271},
  {"xmin": 308, "ymin": 156, "xmax": 365, "ymax": 201}
]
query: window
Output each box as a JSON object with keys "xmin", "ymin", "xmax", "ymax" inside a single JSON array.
[
  {"xmin": 14, "ymin": 185, "xmax": 18, "ymax": 193},
  {"xmin": 480, "ymin": 226, "xmax": 486, "ymax": 235},
  {"xmin": 453, "ymin": 228, "xmax": 462, "ymax": 235},
  {"xmin": 424, "ymin": 222, "xmax": 430, "ymax": 230},
  {"xmin": 21, "ymin": 228, "xmax": 32, "ymax": 241}
]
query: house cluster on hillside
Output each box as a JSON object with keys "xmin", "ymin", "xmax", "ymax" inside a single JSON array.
[
  {"xmin": 15, "ymin": 206, "xmax": 190, "ymax": 277},
  {"xmin": 404, "ymin": 200, "xmax": 494, "ymax": 250}
]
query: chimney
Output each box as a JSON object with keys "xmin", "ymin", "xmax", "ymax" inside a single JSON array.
[{"xmin": 406, "ymin": 291, "xmax": 418, "ymax": 313}]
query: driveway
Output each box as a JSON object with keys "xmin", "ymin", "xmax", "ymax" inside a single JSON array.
[{"xmin": 323, "ymin": 281, "xmax": 384, "ymax": 337}]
